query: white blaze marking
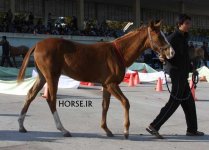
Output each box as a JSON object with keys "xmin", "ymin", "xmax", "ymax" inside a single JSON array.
[
  {"xmin": 160, "ymin": 31, "xmax": 175, "ymax": 59},
  {"xmin": 124, "ymin": 129, "xmax": 129, "ymax": 134}
]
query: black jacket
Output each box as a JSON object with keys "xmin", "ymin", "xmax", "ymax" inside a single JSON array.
[
  {"xmin": 0, "ymin": 40, "xmax": 10, "ymax": 56},
  {"xmin": 164, "ymin": 29, "xmax": 191, "ymax": 78}
]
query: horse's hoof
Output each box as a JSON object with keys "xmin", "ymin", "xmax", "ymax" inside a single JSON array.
[
  {"xmin": 106, "ymin": 132, "xmax": 114, "ymax": 137},
  {"xmin": 63, "ymin": 132, "xmax": 72, "ymax": 137},
  {"xmin": 19, "ymin": 127, "xmax": 27, "ymax": 133},
  {"xmin": 124, "ymin": 133, "xmax": 129, "ymax": 139}
]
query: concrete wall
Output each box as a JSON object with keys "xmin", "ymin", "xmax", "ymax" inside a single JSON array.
[{"xmin": 0, "ymin": 33, "xmax": 114, "ymax": 55}]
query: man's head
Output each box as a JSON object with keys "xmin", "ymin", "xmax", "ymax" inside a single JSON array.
[{"xmin": 176, "ymin": 14, "xmax": 191, "ymax": 32}]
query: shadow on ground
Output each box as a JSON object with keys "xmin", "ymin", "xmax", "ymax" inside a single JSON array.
[{"xmin": 0, "ymin": 130, "xmax": 209, "ymax": 143}]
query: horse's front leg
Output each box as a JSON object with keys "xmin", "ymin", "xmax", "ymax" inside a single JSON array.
[
  {"xmin": 46, "ymin": 77, "xmax": 71, "ymax": 137},
  {"xmin": 106, "ymin": 83, "xmax": 130, "ymax": 139}
]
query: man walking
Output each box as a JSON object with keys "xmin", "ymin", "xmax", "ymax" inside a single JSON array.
[
  {"xmin": 146, "ymin": 14, "xmax": 204, "ymax": 138},
  {"xmin": 0, "ymin": 36, "xmax": 13, "ymax": 67}
]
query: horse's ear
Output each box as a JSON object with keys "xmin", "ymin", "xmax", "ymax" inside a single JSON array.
[
  {"xmin": 154, "ymin": 20, "xmax": 163, "ymax": 28},
  {"xmin": 149, "ymin": 19, "xmax": 162, "ymax": 30}
]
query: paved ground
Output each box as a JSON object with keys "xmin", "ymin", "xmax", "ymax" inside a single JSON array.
[{"xmin": 0, "ymin": 82, "xmax": 209, "ymax": 150}]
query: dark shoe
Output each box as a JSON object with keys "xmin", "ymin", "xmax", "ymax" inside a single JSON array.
[
  {"xmin": 186, "ymin": 131, "xmax": 204, "ymax": 136},
  {"xmin": 146, "ymin": 125, "xmax": 164, "ymax": 139}
]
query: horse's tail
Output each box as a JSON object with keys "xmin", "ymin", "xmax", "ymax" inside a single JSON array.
[{"xmin": 17, "ymin": 45, "xmax": 36, "ymax": 83}]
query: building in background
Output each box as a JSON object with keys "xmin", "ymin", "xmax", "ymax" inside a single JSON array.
[
  {"xmin": 0, "ymin": 0, "xmax": 209, "ymax": 29},
  {"xmin": 0, "ymin": 0, "xmax": 209, "ymax": 67}
]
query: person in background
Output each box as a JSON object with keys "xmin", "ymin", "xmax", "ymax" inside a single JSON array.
[
  {"xmin": 28, "ymin": 12, "xmax": 34, "ymax": 25},
  {"xmin": 71, "ymin": 16, "xmax": 78, "ymax": 31},
  {"xmin": 201, "ymin": 41, "xmax": 209, "ymax": 67},
  {"xmin": 194, "ymin": 44, "xmax": 198, "ymax": 48},
  {"xmin": 47, "ymin": 13, "xmax": 52, "ymax": 32},
  {"xmin": 6, "ymin": 9, "xmax": 13, "ymax": 23},
  {"xmin": 189, "ymin": 41, "xmax": 194, "ymax": 49},
  {"xmin": 5, "ymin": 9, "xmax": 13, "ymax": 32},
  {"xmin": 0, "ymin": 36, "xmax": 13, "ymax": 67}
]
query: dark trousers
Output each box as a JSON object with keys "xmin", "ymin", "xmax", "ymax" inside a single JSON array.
[
  {"xmin": 150, "ymin": 71, "xmax": 197, "ymax": 132},
  {"xmin": 0, "ymin": 56, "xmax": 13, "ymax": 67}
]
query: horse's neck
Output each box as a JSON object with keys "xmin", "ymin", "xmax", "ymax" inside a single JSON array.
[{"xmin": 115, "ymin": 29, "xmax": 148, "ymax": 67}]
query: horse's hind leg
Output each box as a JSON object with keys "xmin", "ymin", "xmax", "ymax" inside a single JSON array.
[
  {"xmin": 101, "ymin": 87, "xmax": 114, "ymax": 137},
  {"xmin": 12, "ymin": 57, "xmax": 17, "ymax": 68},
  {"xmin": 18, "ymin": 74, "xmax": 46, "ymax": 132},
  {"xmin": 106, "ymin": 83, "xmax": 130, "ymax": 139},
  {"xmin": 46, "ymin": 76, "xmax": 71, "ymax": 137}
]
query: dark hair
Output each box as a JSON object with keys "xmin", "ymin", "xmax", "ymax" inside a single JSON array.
[
  {"xmin": 2, "ymin": 36, "xmax": 6, "ymax": 40},
  {"xmin": 176, "ymin": 14, "xmax": 191, "ymax": 27}
]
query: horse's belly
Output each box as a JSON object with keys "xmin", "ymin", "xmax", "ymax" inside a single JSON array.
[{"xmin": 61, "ymin": 62, "xmax": 105, "ymax": 83}]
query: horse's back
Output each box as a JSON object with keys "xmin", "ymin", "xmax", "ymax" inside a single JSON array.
[
  {"xmin": 35, "ymin": 38, "xmax": 75, "ymax": 52},
  {"xmin": 35, "ymin": 38, "xmax": 112, "ymax": 55}
]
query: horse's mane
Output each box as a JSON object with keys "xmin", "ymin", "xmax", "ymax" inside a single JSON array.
[{"xmin": 115, "ymin": 25, "xmax": 147, "ymax": 41}]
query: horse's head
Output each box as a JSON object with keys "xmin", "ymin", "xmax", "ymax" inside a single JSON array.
[
  {"xmin": 146, "ymin": 20, "xmax": 175, "ymax": 60},
  {"xmin": 189, "ymin": 47, "xmax": 204, "ymax": 61},
  {"xmin": 195, "ymin": 48, "xmax": 205, "ymax": 60}
]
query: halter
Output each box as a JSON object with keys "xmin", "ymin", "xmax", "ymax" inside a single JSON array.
[
  {"xmin": 113, "ymin": 41, "xmax": 126, "ymax": 67},
  {"xmin": 147, "ymin": 27, "xmax": 171, "ymax": 56}
]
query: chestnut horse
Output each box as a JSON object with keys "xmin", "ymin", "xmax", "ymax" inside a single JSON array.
[
  {"xmin": 10, "ymin": 45, "xmax": 29, "ymax": 67},
  {"xmin": 17, "ymin": 21, "xmax": 175, "ymax": 138}
]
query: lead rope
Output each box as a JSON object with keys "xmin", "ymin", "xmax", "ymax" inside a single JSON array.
[{"xmin": 163, "ymin": 70, "xmax": 199, "ymax": 101}]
